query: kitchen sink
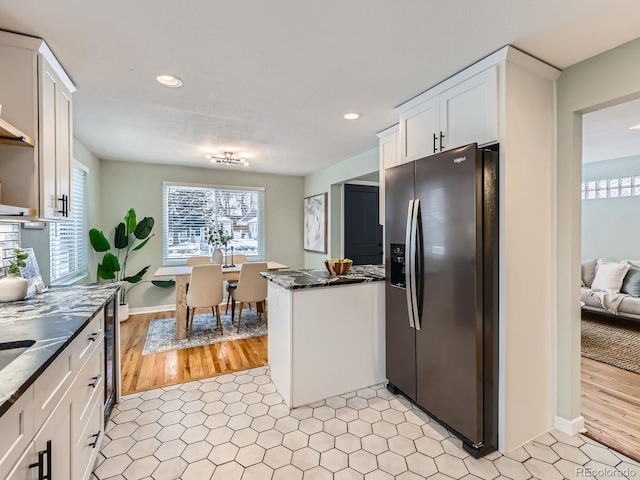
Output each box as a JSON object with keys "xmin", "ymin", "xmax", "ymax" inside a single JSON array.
[{"xmin": 0, "ymin": 340, "xmax": 36, "ymax": 370}]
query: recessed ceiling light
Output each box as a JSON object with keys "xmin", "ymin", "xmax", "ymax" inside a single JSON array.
[
  {"xmin": 344, "ymin": 113, "xmax": 360, "ymax": 120},
  {"xmin": 156, "ymin": 74, "xmax": 183, "ymax": 88},
  {"xmin": 629, "ymin": 124, "xmax": 640, "ymax": 130}
]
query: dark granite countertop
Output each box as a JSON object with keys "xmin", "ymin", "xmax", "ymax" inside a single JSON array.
[
  {"xmin": 0, "ymin": 283, "xmax": 121, "ymax": 418},
  {"xmin": 261, "ymin": 264, "xmax": 385, "ymax": 290}
]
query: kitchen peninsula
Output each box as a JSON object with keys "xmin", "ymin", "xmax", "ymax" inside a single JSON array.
[{"xmin": 262, "ymin": 265, "xmax": 385, "ymax": 408}]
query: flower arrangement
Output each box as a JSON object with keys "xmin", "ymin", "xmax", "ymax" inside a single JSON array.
[
  {"xmin": 8, "ymin": 248, "xmax": 28, "ymax": 275},
  {"xmin": 206, "ymin": 224, "xmax": 233, "ymax": 249}
]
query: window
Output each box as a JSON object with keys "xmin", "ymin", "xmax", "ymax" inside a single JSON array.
[
  {"xmin": 162, "ymin": 182, "xmax": 265, "ymax": 263},
  {"xmin": 50, "ymin": 163, "xmax": 88, "ymax": 283}
]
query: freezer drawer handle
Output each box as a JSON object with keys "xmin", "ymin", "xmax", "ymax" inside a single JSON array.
[
  {"xmin": 410, "ymin": 199, "xmax": 421, "ymax": 330},
  {"xmin": 405, "ymin": 199, "xmax": 415, "ymax": 328}
]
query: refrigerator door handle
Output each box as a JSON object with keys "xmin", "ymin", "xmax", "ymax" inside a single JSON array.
[
  {"xmin": 410, "ymin": 199, "xmax": 421, "ymax": 330},
  {"xmin": 405, "ymin": 199, "xmax": 415, "ymax": 329}
]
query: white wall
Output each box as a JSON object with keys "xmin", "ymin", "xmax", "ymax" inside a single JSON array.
[
  {"xmin": 303, "ymin": 148, "xmax": 378, "ymax": 267},
  {"xmin": 582, "ymin": 155, "xmax": 640, "ymax": 260},
  {"xmin": 556, "ymin": 37, "xmax": 640, "ymax": 425},
  {"xmin": 99, "ymin": 160, "xmax": 304, "ymax": 309}
]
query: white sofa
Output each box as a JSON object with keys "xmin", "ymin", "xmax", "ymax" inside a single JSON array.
[{"xmin": 581, "ymin": 258, "xmax": 640, "ymax": 320}]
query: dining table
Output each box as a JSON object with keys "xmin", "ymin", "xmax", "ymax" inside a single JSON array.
[{"xmin": 154, "ymin": 261, "xmax": 289, "ymax": 340}]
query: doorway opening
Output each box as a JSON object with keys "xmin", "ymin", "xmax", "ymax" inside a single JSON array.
[{"xmin": 580, "ymin": 98, "xmax": 640, "ymax": 461}]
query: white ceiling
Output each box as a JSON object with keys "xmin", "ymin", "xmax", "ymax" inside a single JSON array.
[
  {"xmin": 1, "ymin": 1, "xmax": 640, "ymax": 176},
  {"xmin": 583, "ymin": 98, "xmax": 640, "ymax": 163}
]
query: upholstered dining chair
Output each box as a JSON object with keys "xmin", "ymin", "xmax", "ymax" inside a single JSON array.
[
  {"xmin": 225, "ymin": 254, "xmax": 248, "ymax": 314},
  {"xmin": 187, "ymin": 256, "xmax": 211, "ymax": 266},
  {"xmin": 230, "ymin": 262, "xmax": 268, "ymax": 333},
  {"xmin": 186, "ymin": 264, "xmax": 224, "ymax": 340},
  {"xmin": 185, "ymin": 256, "xmax": 211, "ymax": 294}
]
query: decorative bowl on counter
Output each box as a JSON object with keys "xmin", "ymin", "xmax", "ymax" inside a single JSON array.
[{"xmin": 324, "ymin": 258, "xmax": 353, "ymax": 275}]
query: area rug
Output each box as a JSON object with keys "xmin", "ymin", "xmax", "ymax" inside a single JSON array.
[
  {"xmin": 581, "ymin": 317, "xmax": 640, "ymax": 374},
  {"xmin": 142, "ymin": 308, "xmax": 267, "ymax": 355}
]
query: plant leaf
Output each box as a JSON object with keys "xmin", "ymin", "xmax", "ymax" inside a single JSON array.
[
  {"xmin": 134, "ymin": 216, "xmax": 154, "ymax": 239},
  {"xmin": 122, "ymin": 265, "xmax": 150, "ymax": 284},
  {"xmin": 89, "ymin": 229, "xmax": 110, "ymax": 252},
  {"xmin": 98, "ymin": 253, "xmax": 120, "ymax": 280},
  {"xmin": 132, "ymin": 234, "xmax": 153, "ymax": 251},
  {"xmin": 124, "ymin": 208, "xmax": 137, "ymax": 237},
  {"xmin": 114, "ymin": 222, "xmax": 128, "ymax": 249},
  {"xmin": 152, "ymin": 280, "xmax": 175, "ymax": 287}
]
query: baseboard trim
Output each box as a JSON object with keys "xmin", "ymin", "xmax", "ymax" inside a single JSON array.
[
  {"xmin": 554, "ymin": 415, "xmax": 585, "ymax": 436},
  {"xmin": 129, "ymin": 304, "xmax": 176, "ymax": 315}
]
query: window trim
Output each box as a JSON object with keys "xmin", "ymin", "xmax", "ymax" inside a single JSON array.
[{"xmin": 162, "ymin": 181, "xmax": 266, "ymax": 265}]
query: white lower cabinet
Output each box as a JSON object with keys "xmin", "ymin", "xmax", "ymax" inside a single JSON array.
[
  {"xmin": 74, "ymin": 396, "xmax": 103, "ymax": 480},
  {"xmin": 1, "ymin": 313, "xmax": 105, "ymax": 480},
  {"xmin": 33, "ymin": 395, "xmax": 73, "ymax": 480},
  {"xmin": 0, "ymin": 386, "xmax": 34, "ymax": 479},
  {"xmin": 4, "ymin": 443, "xmax": 35, "ymax": 480}
]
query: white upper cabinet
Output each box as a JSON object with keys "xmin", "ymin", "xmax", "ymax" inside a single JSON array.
[
  {"xmin": 400, "ymin": 95, "xmax": 439, "ymax": 163},
  {"xmin": 39, "ymin": 55, "xmax": 74, "ymax": 219},
  {"xmin": 397, "ymin": 65, "xmax": 498, "ymax": 164},
  {"xmin": 439, "ymin": 66, "xmax": 498, "ymax": 151},
  {"xmin": 0, "ymin": 31, "xmax": 75, "ymax": 220},
  {"xmin": 377, "ymin": 124, "xmax": 399, "ymax": 225},
  {"xmin": 378, "ymin": 125, "xmax": 399, "ymax": 170}
]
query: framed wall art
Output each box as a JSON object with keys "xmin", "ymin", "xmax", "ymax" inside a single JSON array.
[{"xmin": 303, "ymin": 192, "xmax": 327, "ymax": 253}]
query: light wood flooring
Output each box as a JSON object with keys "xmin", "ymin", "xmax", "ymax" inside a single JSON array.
[
  {"xmin": 120, "ymin": 310, "xmax": 268, "ymax": 395},
  {"xmin": 581, "ymin": 356, "xmax": 640, "ymax": 462}
]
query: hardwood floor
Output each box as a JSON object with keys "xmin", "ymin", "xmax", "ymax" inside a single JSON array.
[
  {"xmin": 120, "ymin": 310, "xmax": 268, "ymax": 395},
  {"xmin": 581, "ymin": 356, "xmax": 640, "ymax": 462}
]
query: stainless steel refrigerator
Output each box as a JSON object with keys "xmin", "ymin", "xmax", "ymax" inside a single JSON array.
[{"xmin": 385, "ymin": 143, "xmax": 498, "ymax": 456}]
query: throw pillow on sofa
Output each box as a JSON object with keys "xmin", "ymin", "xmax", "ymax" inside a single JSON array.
[
  {"xmin": 591, "ymin": 260, "xmax": 631, "ymax": 294},
  {"xmin": 621, "ymin": 263, "xmax": 640, "ymax": 297},
  {"xmin": 581, "ymin": 259, "xmax": 597, "ymax": 287}
]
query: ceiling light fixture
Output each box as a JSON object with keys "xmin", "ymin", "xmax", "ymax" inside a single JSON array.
[
  {"xmin": 155, "ymin": 74, "xmax": 183, "ymax": 88},
  {"xmin": 206, "ymin": 152, "xmax": 250, "ymax": 167},
  {"xmin": 629, "ymin": 124, "xmax": 640, "ymax": 130},
  {"xmin": 344, "ymin": 113, "xmax": 360, "ymax": 120}
]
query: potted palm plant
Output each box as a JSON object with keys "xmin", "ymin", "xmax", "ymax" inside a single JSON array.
[{"xmin": 90, "ymin": 208, "xmax": 174, "ymax": 320}]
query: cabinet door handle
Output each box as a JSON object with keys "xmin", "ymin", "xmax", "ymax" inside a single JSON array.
[
  {"xmin": 28, "ymin": 450, "xmax": 45, "ymax": 480},
  {"xmin": 29, "ymin": 440, "xmax": 51, "ymax": 480},
  {"xmin": 433, "ymin": 133, "xmax": 437, "ymax": 153},
  {"xmin": 46, "ymin": 440, "xmax": 52, "ymax": 480},
  {"xmin": 89, "ymin": 374, "xmax": 101, "ymax": 388},
  {"xmin": 89, "ymin": 330, "xmax": 102, "ymax": 342},
  {"xmin": 57, "ymin": 194, "xmax": 68, "ymax": 217},
  {"xmin": 90, "ymin": 430, "xmax": 101, "ymax": 449},
  {"xmin": 439, "ymin": 131, "xmax": 445, "ymax": 151}
]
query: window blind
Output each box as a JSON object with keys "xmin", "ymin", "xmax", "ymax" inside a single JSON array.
[
  {"xmin": 162, "ymin": 182, "xmax": 265, "ymax": 263},
  {"xmin": 50, "ymin": 164, "xmax": 88, "ymax": 283}
]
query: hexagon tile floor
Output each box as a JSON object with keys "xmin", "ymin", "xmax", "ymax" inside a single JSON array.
[{"xmin": 92, "ymin": 367, "xmax": 640, "ymax": 480}]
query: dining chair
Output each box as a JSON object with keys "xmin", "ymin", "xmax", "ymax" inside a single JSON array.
[
  {"xmin": 225, "ymin": 254, "xmax": 248, "ymax": 314},
  {"xmin": 185, "ymin": 256, "xmax": 211, "ymax": 294},
  {"xmin": 187, "ymin": 256, "xmax": 211, "ymax": 266},
  {"xmin": 186, "ymin": 264, "xmax": 224, "ymax": 339},
  {"xmin": 230, "ymin": 262, "xmax": 268, "ymax": 333}
]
